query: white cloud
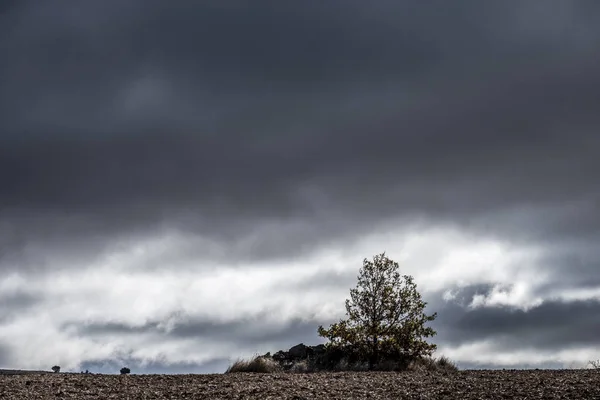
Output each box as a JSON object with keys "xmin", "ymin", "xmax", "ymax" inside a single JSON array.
[
  {"xmin": 469, "ymin": 282, "xmax": 545, "ymax": 311},
  {"xmin": 0, "ymin": 220, "xmax": 596, "ymax": 371},
  {"xmin": 440, "ymin": 339, "xmax": 597, "ymax": 369}
]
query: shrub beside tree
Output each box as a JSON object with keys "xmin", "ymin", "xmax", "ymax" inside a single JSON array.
[{"xmin": 318, "ymin": 252, "xmax": 438, "ymax": 370}]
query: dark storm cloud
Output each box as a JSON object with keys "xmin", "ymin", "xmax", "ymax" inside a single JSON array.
[
  {"xmin": 431, "ymin": 286, "xmax": 600, "ymax": 351},
  {"xmin": 63, "ymin": 313, "xmax": 327, "ymax": 349},
  {"xmin": 1, "ymin": 1, "xmax": 600, "ymax": 269},
  {"xmin": 530, "ymin": 247, "xmax": 600, "ymax": 298},
  {"xmin": 3, "ymin": 1, "xmax": 600, "ymax": 372}
]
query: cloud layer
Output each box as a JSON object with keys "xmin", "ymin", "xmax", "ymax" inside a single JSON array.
[{"xmin": 1, "ymin": 1, "xmax": 600, "ymax": 373}]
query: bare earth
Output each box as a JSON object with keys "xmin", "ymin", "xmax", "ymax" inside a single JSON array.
[{"xmin": 1, "ymin": 370, "xmax": 599, "ymax": 399}]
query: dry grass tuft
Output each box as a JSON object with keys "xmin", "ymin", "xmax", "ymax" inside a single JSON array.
[
  {"xmin": 225, "ymin": 356, "xmax": 282, "ymax": 373},
  {"xmin": 588, "ymin": 359, "xmax": 600, "ymax": 370},
  {"xmin": 408, "ymin": 355, "xmax": 459, "ymax": 373},
  {"xmin": 289, "ymin": 360, "xmax": 313, "ymax": 373},
  {"xmin": 225, "ymin": 352, "xmax": 458, "ymax": 374},
  {"xmin": 436, "ymin": 355, "xmax": 459, "ymax": 372}
]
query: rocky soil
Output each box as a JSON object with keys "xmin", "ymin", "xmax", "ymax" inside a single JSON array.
[{"xmin": 1, "ymin": 369, "xmax": 599, "ymax": 399}]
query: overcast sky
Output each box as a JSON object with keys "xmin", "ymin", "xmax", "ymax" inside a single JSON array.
[{"xmin": 1, "ymin": 0, "xmax": 600, "ymax": 374}]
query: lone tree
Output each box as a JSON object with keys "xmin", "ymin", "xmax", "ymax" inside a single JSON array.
[
  {"xmin": 318, "ymin": 252, "xmax": 438, "ymax": 370},
  {"xmin": 51, "ymin": 365, "xmax": 60, "ymax": 373}
]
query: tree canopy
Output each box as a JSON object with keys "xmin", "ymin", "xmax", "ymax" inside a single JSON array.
[{"xmin": 318, "ymin": 252, "xmax": 438, "ymax": 369}]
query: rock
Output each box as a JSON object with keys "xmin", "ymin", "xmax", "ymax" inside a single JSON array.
[
  {"xmin": 272, "ymin": 350, "xmax": 289, "ymax": 362},
  {"xmin": 289, "ymin": 343, "xmax": 308, "ymax": 359},
  {"xmin": 309, "ymin": 344, "xmax": 326, "ymax": 355},
  {"xmin": 266, "ymin": 343, "xmax": 339, "ymax": 371}
]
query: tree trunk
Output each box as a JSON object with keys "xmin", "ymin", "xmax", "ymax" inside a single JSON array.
[{"xmin": 369, "ymin": 336, "xmax": 378, "ymax": 370}]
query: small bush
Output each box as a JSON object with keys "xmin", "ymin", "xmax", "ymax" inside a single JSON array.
[
  {"xmin": 226, "ymin": 356, "xmax": 282, "ymax": 373},
  {"xmin": 51, "ymin": 365, "xmax": 60, "ymax": 373},
  {"xmin": 120, "ymin": 367, "xmax": 131, "ymax": 375}
]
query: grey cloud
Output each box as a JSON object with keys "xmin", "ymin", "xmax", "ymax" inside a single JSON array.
[
  {"xmin": 459, "ymin": 299, "xmax": 600, "ymax": 351},
  {"xmin": 431, "ymin": 286, "xmax": 600, "ymax": 351},
  {"xmin": 64, "ymin": 285, "xmax": 600, "ymax": 367},
  {"xmin": 436, "ymin": 284, "xmax": 497, "ymax": 308},
  {"xmin": 0, "ymin": 343, "xmax": 12, "ymax": 367},
  {"xmin": 63, "ymin": 313, "xmax": 327, "ymax": 350},
  {"xmin": 1, "ymin": 0, "xmax": 450, "ymax": 138},
  {"xmin": 2, "ymin": 1, "xmax": 600, "ymax": 372},
  {"xmin": 2, "ymin": 58, "xmax": 600, "ymax": 270},
  {"xmin": 529, "ymin": 247, "xmax": 600, "ymax": 300},
  {"xmin": 1, "ymin": 3, "xmax": 599, "ymax": 262},
  {"xmin": 0, "ymin": 291, "xmax": 40, "ymax": 310},
  {"xmin": 170, "ymin": 316, "xmax": 325, "ymax": 350},
  {"xmin": 0, "ymin": 291, "xmax": 41, "ymax": 323},
  {"xmin": 284, "ymin": 269, "xmax": 358, "ymax": 294}
]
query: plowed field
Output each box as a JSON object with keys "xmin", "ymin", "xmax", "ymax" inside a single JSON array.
[{"xmin": 2, "ymin": 369, "xmax": 599, "ymax": 399}]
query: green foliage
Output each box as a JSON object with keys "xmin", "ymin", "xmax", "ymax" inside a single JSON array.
[
  {"xmin": 318, "ymin": 252, "xmax": 438, "ymax": 369},
  {"xmin": 120, "ymin": 367, "xmax": 131, "ymax": 375}
]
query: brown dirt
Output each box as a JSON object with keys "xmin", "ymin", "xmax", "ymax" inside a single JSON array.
[{"xmin": 1, "ymin": 369, "xmax": 599, "ymax": 399}]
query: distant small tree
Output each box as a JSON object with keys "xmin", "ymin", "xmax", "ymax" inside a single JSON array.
[
  {"xmin": 318, "ymin": 252, "xmax": 438, "ymax": 370},
  {"xmin": 51, "ymin": 365, "xmax": 60, "ymax": 373},
  {"xmin": 120, "ymin": 367, "xmax": 131, "ymax": 375}
]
